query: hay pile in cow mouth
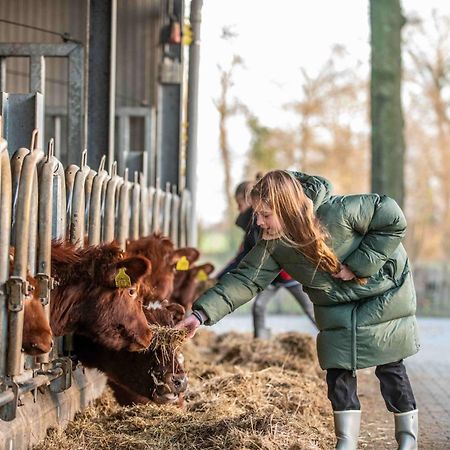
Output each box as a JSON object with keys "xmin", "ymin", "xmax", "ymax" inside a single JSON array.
[
  {"xmin": 35, "ymin": 330, "xmax": 334, "ymax": 450},
  {"xmin": 147, "ymin": 325, "xmax": 187, "ymax": 363}
]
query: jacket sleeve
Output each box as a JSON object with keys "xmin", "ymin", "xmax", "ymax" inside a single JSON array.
[
  {"xmin": 193, "ymin": 240, "xmax": 281, "ymax": 325},
  {"xmin": 342, "ymin": 195, "xmax": 407, "ymax": 277}
]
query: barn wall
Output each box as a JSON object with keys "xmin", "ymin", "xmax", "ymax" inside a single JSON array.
[{"xmin": 0, "ymin": 0, "xmax": 162, "ymax": 108}]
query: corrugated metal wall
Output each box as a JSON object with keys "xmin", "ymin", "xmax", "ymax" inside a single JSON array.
[{"xmin": 0, "ymin": 0, "xmax": 163, "ymax": 109}]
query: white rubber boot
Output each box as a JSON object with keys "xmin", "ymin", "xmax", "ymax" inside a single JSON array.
[
  {"xmin": 394, "ymin": 409, "xmax": 418, "ymax": 450},
  {"xmin": 333, "ymin": 410, "xmax": 361, "ymax": 450}
]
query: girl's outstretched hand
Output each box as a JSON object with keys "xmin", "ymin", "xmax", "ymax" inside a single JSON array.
[
  {"xmin": 175, "ymin": 314, "xmax": 201, "ymax": 339},
  {"xmin": 332, "ymin": 264, "xmax": 356, "ymax": 281}
]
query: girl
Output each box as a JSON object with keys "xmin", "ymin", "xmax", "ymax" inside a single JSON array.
[
  {"xmin": 217, "ymin": 179, "xmax": 317, "ymax": 338},
  {"xmin": 177, "ymin": 170, "xmax": 419, "ymax": 450}
]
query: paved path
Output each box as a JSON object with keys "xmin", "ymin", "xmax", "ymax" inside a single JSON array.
[{"xmin": 211, "ymin": 315, "xmax": 450, "ymax": 449}]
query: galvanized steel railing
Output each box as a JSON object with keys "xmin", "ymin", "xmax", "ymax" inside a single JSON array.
[{"xmin": 0, "ymin": 119, "xmax": 194, "ymax": 420}]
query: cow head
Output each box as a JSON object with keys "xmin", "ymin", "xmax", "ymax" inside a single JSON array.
[
  {"xmin": 171, "ymin": 262, "xmax": 215, "ymax": 311},
  {"xmin": 126, "ymin": 234, "xmax": 200, "ymax": 304},
  {"xmin": 81, "ymin": 255, "xmax": 154, "ymax": 352},
  {"xmin": 50, "ymin": 241, "xmax": 154, "ymax": 352},
  {"xmin": 22, "ymin": 283, "xmax": 53, "ymax": 355},
  {"xmin": 73, "ymin": 300, "xmax": 187, "ymax": 406},
  {"xmin": 143, "ymin": 300, "xmax": 188, "ymax": 404}
]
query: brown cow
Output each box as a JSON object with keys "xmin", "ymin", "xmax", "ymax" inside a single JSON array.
[
  {"xmin": 22, "ymin": 279, "xmax": 53, "ymax": 355},
  {"xmin": 8, "ymin": 257, "xmax": 53, "ymax": 356},
  {"xmin": 74, "ymin": 300, "xmax": 187, "ymax": 406},
  {"xmin": 50, "ymin": 240, "xmax": 153, "ymax": 352},
  {"xmin": 170, "ymin": 263, "xmax": 215, "ymax": 314},
  {"xmin": 126, "ymin": 233, "xmax": 199, "ymax": 304}
]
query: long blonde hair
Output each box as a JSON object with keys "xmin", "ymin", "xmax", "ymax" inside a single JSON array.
[{"xmin": 249, "ymin": 170, "xmax": 344, "ymax": 279}]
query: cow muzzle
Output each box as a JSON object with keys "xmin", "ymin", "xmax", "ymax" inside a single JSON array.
[{"xmin": 151, "ymin": 372, "xmax": 188, "ymax": 404}]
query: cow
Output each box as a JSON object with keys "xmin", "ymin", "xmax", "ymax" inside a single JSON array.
[
  {"xmin": 50, "ymin": 240, "xmax": 153, "ymax": 352},
  {"xmin": 8, "ymin": 256, "xmax": 53, "ymax": 356},
  {"xmin": 22, "ymin": 278, "xmax": 53, "ymax": 355},
  {"xmin": 74, "ymin": 300, "xmax": 187, "ymax": 406},
  {"xmin": 126, "ymin": 233, "xmax": 200, "ymax": 305},
  {"xmin": 170, "ymin": 262, "xmax": 215, "ymax": 314}
]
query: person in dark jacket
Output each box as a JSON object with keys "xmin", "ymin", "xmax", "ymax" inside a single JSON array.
[
  {"xmin": 177, "ymin": 170, "xmax": 420, "ymax": 450},
  {"xmin": 217, "ymin": 180, "xmax": 316, "ymax": 338}
]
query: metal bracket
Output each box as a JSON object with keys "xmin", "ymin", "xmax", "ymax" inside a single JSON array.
[
  {"xmin": 35, "ymin": 273, "xmax": 54, "ymax": 306},
  {"xmin": 0, "ymin": 380, "xmax": 19, "ymax": 421},
  {"xmin": 49, "ymin": 357, "xmax": 72, "ymax": 393},
  {"xmin": 6, "ymin": 276, "xmax": 28, "ymax": 312}
]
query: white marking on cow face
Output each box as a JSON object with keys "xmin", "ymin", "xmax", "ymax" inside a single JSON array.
[
  {"xmin": 177, "ymin": 352, "xmax": 185, "ymax": 365},
  {"xmin": 144, "ymin": 301, "xmax": 162, "ymax": 310}
]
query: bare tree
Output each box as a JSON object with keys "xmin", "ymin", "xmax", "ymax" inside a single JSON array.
[
  {"xmin": 213, "ymin": 27, "xmax": 245, "ymax": 216},
  {"xmin": 403, "ymin": 11, "xmax": 450, "ymax": 260}
]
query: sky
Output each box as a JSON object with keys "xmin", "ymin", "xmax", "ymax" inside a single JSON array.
[{"xmin": 195, "ymin": 0, "xmax": 450, "ymax": 226}]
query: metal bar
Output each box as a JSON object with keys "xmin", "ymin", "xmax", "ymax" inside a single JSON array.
[
  {"xmin": 170, "ymin": 186, "xmax": 180, "ymax": 247},
  {"xmin": 116, "ymin": 169, "xmax": 130, "ymax": 250},
  {"xmin": 185, "ymin": 0, "xmax": 203, "ymax": 246},
  {"xmin": 84, "ymin": 168, "xmax": 97, "ymax": 237},
  {"xmin": 35, "ymin": 140, "xmax": 57, "ymax": 364},
  {"xmin": 152, "ymin": 187, "xmax": 162, "ymax": 233},
  {"xmin": 0, "ymin": 127, "xmax": 12, "ymax": 382},
  {"xmin": 138, "ymin": 174, "xmax": 148, "ymax": 237},
  {"xmin": 10, "ymin": 147, "xmax": 30, "ymax": 248},
  {"xmin": 147, "ymin": 186, "xmax": 156, "ymax": 234},
  {"xmin": 116, "ymin": 107, "xmax": 152, "ymax": 116},
  {"xmin": 65, "ymin": 164, "xmax": 79, "ymax": 239},
  {"xmin": 148, "ymin": 107, "xmax": 157, "ymax": 187},
  {"xmin": 0, "ymin": 368, "xmax": 63, "ymax": 414},
  {"xmin": 69, "ymin": 151, "xmax": 90, "ymax": 247},
  {"xmin": 27, "ymin": 169, "xmax": 39, "ymax": 276},
  {"xmin": 29, "ymin": 55, "xmax": 45, "ymax": 95},
  {"xmin": 109, "ymin": 0, "xmax": 117, "ymax": 168},
  {"xmin": 130, "ymin": 172, "xmax": 140, "ymax": 240},
  {"xmin": 117, "ymin": 115, "xmax": 130, "ymax": 177},
  {"xmin": 88, "ymin": 156, "xmax": 107, "ymax": 245},
  {"xmin": 0, "ymin": 43, "xmax": 78, "ymax": 57},
  {"xmin": 102, "ymin": 162, "xmax": 122, "ymax": 243},
  {"xmin": 67, "ymin": 46, "xmax": 84, "ymax": 166},
  {"xmin": 53, "ymin": 116, "xmax": 61, "ymax": 160},
  {"xmin": 7, "ymin": 145, "xmax": 42, "ymax": 376},
  {"xmin": 0, "ymin": 57, "xmax": 7, "ymax": 92},
  {"xmin": 87, "ymin": 0, "xmax": 116, "ymax": 170},
  {"xmin": 162, "ymin": 183, "xmax": 172, "ymax": 236}
]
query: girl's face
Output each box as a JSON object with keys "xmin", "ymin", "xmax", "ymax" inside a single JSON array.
[{"xmin": 254, "ymin": 205, "xmax": 283, "ymax": 239}]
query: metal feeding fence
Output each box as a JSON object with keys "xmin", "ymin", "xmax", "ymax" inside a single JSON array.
[{"xmin": 0, "ymin": 119, "xmax": 193, "ymax": 423}]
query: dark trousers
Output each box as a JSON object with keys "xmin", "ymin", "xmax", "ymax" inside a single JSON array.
[{"xmin": 326, "ymin": 360, "xmax": 417, "ymax": 413}]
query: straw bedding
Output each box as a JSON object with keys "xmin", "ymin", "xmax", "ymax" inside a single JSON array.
[{"xmin": 35, "ymin": 330, "xmax": 334, "ymax": 450}]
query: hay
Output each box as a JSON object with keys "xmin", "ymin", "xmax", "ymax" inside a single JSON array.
[
  {"xmin": 35, "ymin": 330, "xmax": 334, "ymax": 450},
  {"xmin": 147, "ymin": 325, "xmax": 188, "ymax": 364}
]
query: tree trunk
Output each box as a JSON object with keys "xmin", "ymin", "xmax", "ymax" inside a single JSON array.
[{"xmin": 370, "ymin": 0, "xmax": 405, "ymax": 207}]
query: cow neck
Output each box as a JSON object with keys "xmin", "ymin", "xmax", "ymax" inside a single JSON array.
[{"xmin": 49, "ymin": 241, "xmax": 124, "ymax": 335}]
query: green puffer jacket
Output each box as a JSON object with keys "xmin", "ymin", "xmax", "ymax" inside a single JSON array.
[{"xmin": 193, "ymin": 172, "xmax": 420, "ymax": 370}]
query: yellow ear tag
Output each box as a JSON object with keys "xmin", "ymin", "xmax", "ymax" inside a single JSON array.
[
  {"xmin": 196, "ymin": 269, "xmax": 208, "ymax": 282},
  {"xmin": 176, "ymin": 256, "xmax": 190, "ymax": 271},
  {"xmin": 115, "ymin": 267, "xmax": 131, "ymax": 288}
]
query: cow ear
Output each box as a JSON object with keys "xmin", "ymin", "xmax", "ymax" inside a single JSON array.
[
  {"xmin": 165, "ymin": 302, "xmax": 186, "ymax": 324},
  {"xmin": 172, "ymin": 247, "xmax": 200, "ymax": 265},
  {"xmin": 115, "ymin": 256, "xmax": 152, "ymax": 284}
]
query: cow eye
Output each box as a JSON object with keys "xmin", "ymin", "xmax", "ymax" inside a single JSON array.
[{"xmin": 128, "ymin": 288, "xmax": 137, "ymax": 298}]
